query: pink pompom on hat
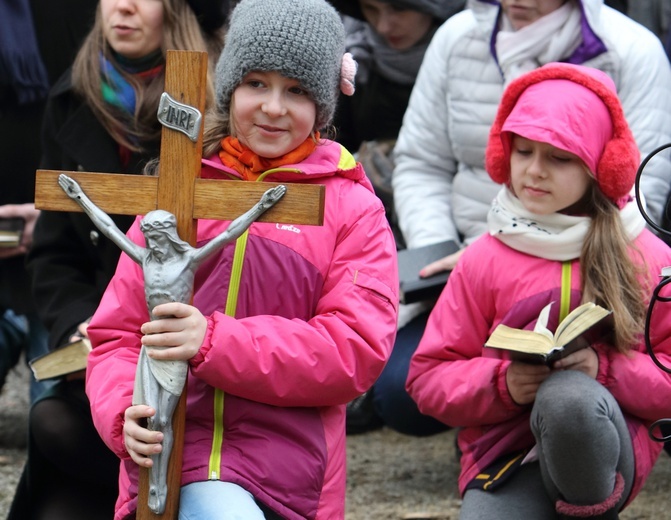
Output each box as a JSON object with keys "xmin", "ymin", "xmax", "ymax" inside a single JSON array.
[{"xmin": 485, "ymin": 63, "xmax": 640, "ymax": 207}]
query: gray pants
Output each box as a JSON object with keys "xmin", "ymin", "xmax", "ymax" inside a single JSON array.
[{"xmin": 460, "ymin": 371, "xmax": 634, "ymax": 519}]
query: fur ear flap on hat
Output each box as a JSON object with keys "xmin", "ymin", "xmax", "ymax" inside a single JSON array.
[{"xmin": 485, "ymin": 63, "xmax": 640, "ymax": 205}]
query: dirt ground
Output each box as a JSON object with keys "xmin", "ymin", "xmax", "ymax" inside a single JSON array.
[
  {"xmin": 345, "ymin": 427, "xmax": 671, "ymax": 520},
  {"xmin": 1, "ymin": 361, "xmax": 670, "ymax": 519}
]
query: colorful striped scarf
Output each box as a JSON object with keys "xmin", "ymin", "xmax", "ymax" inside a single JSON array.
[{"xmin": 100, "ymin": 51, "xmax": 164, "ymax": 115}]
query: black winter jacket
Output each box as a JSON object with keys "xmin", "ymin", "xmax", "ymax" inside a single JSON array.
[{"xmin": 27, "ymin": 71, "xmax": 160, "ymax": 349}]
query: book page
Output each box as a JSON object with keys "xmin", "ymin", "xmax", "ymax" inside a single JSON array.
[
  {"xmin": 554, "ymin": 302, "xmax": 594, "ymax": 339},
  {"xmin": 0, "ymin": 218, "xmax": 24, "ymax": 247},
  {"xmin": 554, "ymin": 303, "xmax": 611, "ymax": 347},
  {"xmin": 0, "ymin": 232, "xmax": 21, "ymax": 247},
  {"xmin": 29, "ymin": 338, "xmax": 92, "ymax": 380},
  {"xmin": 533, "ymin": 302, "xmax": 554, "ymax": 340},
  {"xmin": 485, "ymin": 325, "xmax": 555, "ymax": 354}
]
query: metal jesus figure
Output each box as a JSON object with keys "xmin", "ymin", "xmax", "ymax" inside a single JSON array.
[{"xmin": 58, "ymin": 173, "xmax": 286, "ymax": 514}]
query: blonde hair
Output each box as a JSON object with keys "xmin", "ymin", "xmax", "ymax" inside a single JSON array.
[
  {"xmin": 202, "ymin": 108, "xmax": 231, "ymax": 157},
  {"xmin": 72, "ymin": 0, "xmax": 223, "ymax": 152},
  {"xmin": 581, "ymin": 183, "xmax": 647, "ymax": 353}
]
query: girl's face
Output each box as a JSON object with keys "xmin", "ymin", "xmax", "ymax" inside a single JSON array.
[
  {"xmin": 509, "ymin": 135, "xmax": 593, "ymax": 215},
  {"xmin": 101, "ymin": 0, "xmax": 164, "ymax": 59},
  {"xmin": 501, "ymin": 0, "xmax": 566, "ymax": 30},
  {"xmin": 231, "ymin": 71, "xmax": 317, "ymax": 159},
  {"xmin": 358, "ymin": 0, "xmax": 434, "ymax": 50}
]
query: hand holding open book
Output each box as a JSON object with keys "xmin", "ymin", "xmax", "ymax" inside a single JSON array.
[{"xmin": 485, "ymin": 302, "xmax": 613, "ymax": 365}]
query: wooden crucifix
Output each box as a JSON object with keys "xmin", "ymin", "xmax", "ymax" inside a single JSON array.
[{"xmin": 34, "ymin": 50, "xmax": 325, "ymax": 519}]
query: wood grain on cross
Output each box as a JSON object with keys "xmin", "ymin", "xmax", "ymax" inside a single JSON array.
[{"xmin": 34, "ymin": 50, "xmax": 325, "ymax": 519}]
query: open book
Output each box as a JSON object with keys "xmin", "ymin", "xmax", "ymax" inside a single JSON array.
[
  {"xmin": 29, "ymin": 338, "xmax": 92, "ymax": 381},
  {"xmin": 485, "ymin": 302, "xmax": 612, "ymax": 364}
]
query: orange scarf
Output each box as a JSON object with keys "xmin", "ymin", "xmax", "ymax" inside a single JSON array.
[{"xmin": 219, "ymin": 134, "xmax": 319, "ymax": 180}]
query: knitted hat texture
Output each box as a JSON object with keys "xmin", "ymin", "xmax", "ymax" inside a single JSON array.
[
  {"xmin": 215, "ymin": 0, "xmax": 346, "ymax": 130},
  {"xmin": 485, "ymin": 63, "xmax": 640, "ymax": 207}
]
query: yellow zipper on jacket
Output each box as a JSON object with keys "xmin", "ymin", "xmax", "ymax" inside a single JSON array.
[
  {"xmin": 206, "ymin": 163, "xmax": 337, "ymax": 478},
  {"xmin": 208, "ymin": 171, "xmax": 283, "ymax": 479},
  {"xmin": 208, "ymin": 227, "xmax": 250, "ymax": 479},
  {"xmin": 208, "ymin": 228, "xmax": 250, "ymax": 479},
  {"xmin": 560, "ymin": 261, "xmax": 572, "ymax": 322}
]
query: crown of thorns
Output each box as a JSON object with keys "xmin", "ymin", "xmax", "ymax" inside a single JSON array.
[{"xmin": 140, "ymin": 211, "xmax": 177, "ymax": 231}]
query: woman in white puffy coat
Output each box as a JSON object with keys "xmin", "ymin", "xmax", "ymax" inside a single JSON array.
[{"xmin": 372, "ymin": 0, "xmax": 671, "ymax": 436}]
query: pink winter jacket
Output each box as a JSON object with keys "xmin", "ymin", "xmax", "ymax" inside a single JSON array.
[
  {"xmin": 407, "ymin": 230, "xmax": 671, "ymax": 504},
  {"xmin": 86, "ymin": 141, "xmax": 399, "ymax": 520}
]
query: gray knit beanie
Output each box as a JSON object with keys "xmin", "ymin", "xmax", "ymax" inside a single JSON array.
[{"xmin": 215, "ymin": 0, "xmax": 349, "ymax": 130}]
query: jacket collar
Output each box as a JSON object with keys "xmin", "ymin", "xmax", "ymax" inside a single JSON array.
[{"xmin": 201, "ymin": 139, "xmax": 374, "ymax": 193}]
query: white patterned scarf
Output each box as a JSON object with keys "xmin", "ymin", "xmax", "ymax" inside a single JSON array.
[
  {"xmin": 496, "ymin": 1, "xmax": 582, "ymax": 86},
  {"xmin": 487, "ymin": 188, "xmax": 647, "ymax": 261}
]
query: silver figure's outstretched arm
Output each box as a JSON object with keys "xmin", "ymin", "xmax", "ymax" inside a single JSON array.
[
  {"xmin": 58, "ymin": 174, "xmax": 144, "ymax": 264},
  {"xmin": 194, "ymin": 184, "xmax": 287, "ymax": 263}
]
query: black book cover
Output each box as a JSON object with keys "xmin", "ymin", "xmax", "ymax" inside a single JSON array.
[{"xmin": 398, "ymin": 240, "xmax": 459, "ymax": 304}]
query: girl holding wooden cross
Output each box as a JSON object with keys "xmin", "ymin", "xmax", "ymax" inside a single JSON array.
[{"xmin": 85, "ymin": 0, "xmax": 399, "ymax": 518}]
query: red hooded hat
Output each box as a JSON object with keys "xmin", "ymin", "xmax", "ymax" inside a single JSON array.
[{"xmin": 485, "ymin": 63, "xmax": 640, "ymax": 207}]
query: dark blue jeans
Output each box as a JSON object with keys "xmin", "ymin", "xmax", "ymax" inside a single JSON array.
[
  {"xmin": 0, "ymin": 308, "xmax": 53, "ymax": 401},
  {"xmin": 373, "ymin": 310, "xmax": 449, "ymax": 436},
  {"xmin": 0, "ymin": 308, "xmax": 27, "ymax": 388}
]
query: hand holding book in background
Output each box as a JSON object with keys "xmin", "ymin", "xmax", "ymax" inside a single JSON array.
[
  {"xmin": 0, "ymin": 217, "xmax": 24, "ymax": 248},
  {"xmin": 398, "ymin": 240, "xmax": 460, "ymax": 304}
]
